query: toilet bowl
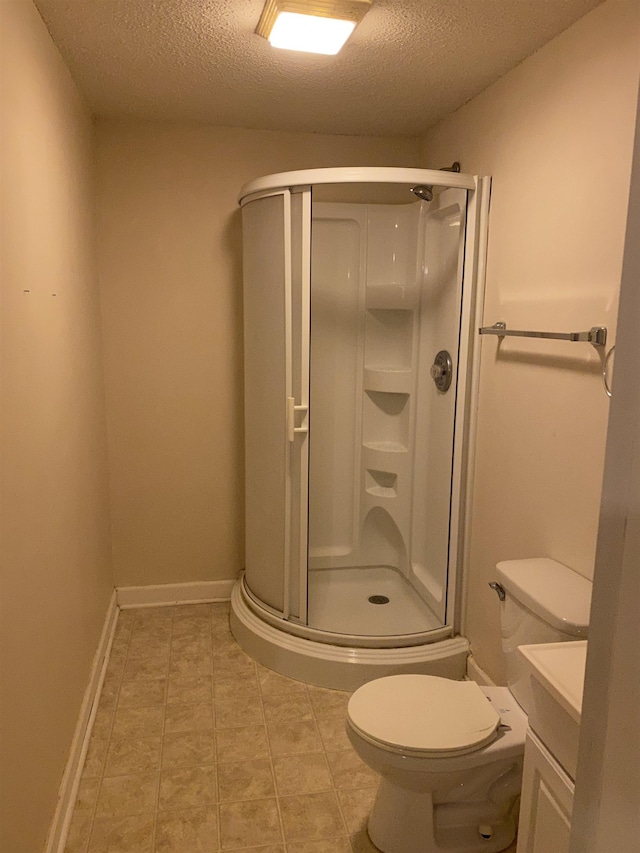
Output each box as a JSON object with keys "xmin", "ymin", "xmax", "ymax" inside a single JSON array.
[
  {"xmin": 345, "ymin": 558, "xmax": 592, "ymax": 853},
  {"xmin": 347, "ymin": 676, "xmax": 527, "ymax": 853}
]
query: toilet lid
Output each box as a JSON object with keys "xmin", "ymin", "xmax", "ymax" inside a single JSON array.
[{"xmin": 348, "ymin": 675, "xmax": 501, "ymax": 755}]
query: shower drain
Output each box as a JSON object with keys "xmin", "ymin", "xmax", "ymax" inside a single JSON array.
[{"xmin": 368, "ymin": 595, "xmax": 390, "ymax": 605}]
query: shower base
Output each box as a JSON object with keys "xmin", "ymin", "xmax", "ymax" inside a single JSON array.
[
  {"xmin": 308, "ymin": 566, "xmax": 442, "ymax": 636},
  {"xmin": 230, "ymin": 575, "xmax": 469, "ymax": 691}
]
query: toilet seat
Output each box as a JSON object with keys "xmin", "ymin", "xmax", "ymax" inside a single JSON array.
[{"xmin": 348, "ymin": 675, "xmax": 501, "ymax": 757}]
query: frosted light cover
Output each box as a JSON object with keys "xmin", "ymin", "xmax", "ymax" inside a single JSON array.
[{"xmin": 269, "ymin": 12, "xmax": 356, "ymax": 55}]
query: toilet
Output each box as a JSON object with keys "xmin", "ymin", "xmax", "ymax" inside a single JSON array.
[{"xmin": 346, "ymin": 558, "xmax": 592, "ymax": 853}]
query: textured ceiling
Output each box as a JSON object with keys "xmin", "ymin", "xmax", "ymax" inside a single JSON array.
[{"xmin": 34, "ymin": 0, "xmax": 603, "ymax": 137}]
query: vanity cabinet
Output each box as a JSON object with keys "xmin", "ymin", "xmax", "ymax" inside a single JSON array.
[{"xmin": 516, "ymin": 730, "xmax": 574, "ymax": 853}]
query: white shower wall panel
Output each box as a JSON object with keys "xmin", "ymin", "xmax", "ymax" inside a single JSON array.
[{"xmin": 308, "ymin": 209, "xmax": 365, "ymax": 562}]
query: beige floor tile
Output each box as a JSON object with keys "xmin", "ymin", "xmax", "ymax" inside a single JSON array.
[
  {"xmin": 162, "ymin": 730, "xmax": 216, "ymax": 768},
  {"xmin": 153, "ymin": 806, "xmax": 220, "ymax": 853},
  {"xmin": 92, "ymin": 705, "xmax": 116, "ymax": 740},
  {"xmin": 171, "ymin": 634, "xmax": 212, "ymax": 656},
  {"xmin": 123, "ymin": 656, "xmax": 169, "ymax": 682},
  {"xmin": 133, "ymin": 607, "xmax": 174, "ymax": 627},
  {"xmin": 155, "ymin": 806, "xmax": 219, "ymax": 852},
  {"xmin": 287, "ymin": 840, "xmax": 351, "ymax": 853},
  {"xmin": 128, "ymin": 633, "xmax": 171, "ymax": 660},
  {"xmin": 104, "ymin": 738, "xmax": 162, "ymax": 777},
  {"xmin": 273, "ymin": 754, "xmax": 332, "ymax": 796},
  {"xmin": 111, "ymin": 706, "xmax": 165, "ymax": 740},
  {"xmin": 103, "ymin": 651, "xmax": 127, "ymax": 682},
  {"xmin": 172, "ymin": 618, "xmax": 211, "ymax": 640},
  {"xmin": 326, "ymin": 752, "xmax": 379, "ymax": 790},
  {"xmin": 316, "ymin": 717, "xmax": 351, "ymax": 752},
  {"xmin": 74, "ymin": 777, "xmax": 101, "ymax": 812},
  {"xmin": 262, "ymin": 693, "xmax": 313, "ymax": 724},
  {"xmin": 113, "ymin": 616, "xmax": 135, "ymax": 643},
  {"xmin": 217, "ymin": 758, "xmax": 276, "ymax": 802},
  {"xmin": 257, "ymin": 666, "xmax": 308, "ymax": 697},
  {"xmin": 267, "ymin": 720, "xmax": 323, "ymax": 757},
  {"xmin": 212, "ymin": 677, "xmax": 260, "ymax": 701},
  {"xmin": 159, "ymin": 764, "xmax": 217, "ymax": 810},
  {"xmin": 96, "ymin": 772, "xmax": 159, "ymax": 817},
  {"xmin": 210, "ymin": 631, "xmax": 237, "ymax": 652},
  {"xmin": 130, "ymin": 626, "xmax": 171, "ymax": 647},
  {"xmin": 307, "ymin": 686, "xmax": 350, "ymax": 719},
  {"xmin": 82, "ymin": 737, "xmax": 109, "ymax": 779},
  {"xmin": 98, "ymin": 676, "xmax": 121, "ymax": 709},
  {"xmin": 167, "ymin": 673, "xmax": 213, "ymax": 705},
  {"xmin": 64, "ymin": 809, "xmax": 92, "ymax": 853},
  {"xmin": 210, "ymin": 616, "xmax": 232, "ymax": 633},
  {"xmin": 233, "ymin": 847, "xmax": 283, "ymax": 853},
  {"xmin": 336, "ymin": 787, "xmax": 377, "ymax": 835},
  {"xmin": 231, "ymin": 848, "xmax": 283, "ymax": 853},
  {"xmin": 213, "ymin": 649, "xmax": 257, "ymax": 680},
  {"xmin": 173, "ymin": 604, "xmax": 212, "ymax": 619},
  {"xmin": 219, "ymin": 798, "xmax": 282, "ymax": 849},
  {"xmin": 279, "ymin": 792, "xmax": 347, "ymax": 842},
  {"xmin": 89, "ymin": 814, "xmax": 155, "ymax": 852},
  {"xmin": 118, "ymin": 677, "xmax": 167, "ymax": 709},
  {"xmin": 164, "ymin": 702, "xmax": 213, "ymax": 734},
  {"xmin": 215, "ymin": 692, "xmax": 264, "ymax": 728},
  {"xmin": 350, "ymin": 828, "xmax": 381, "ymax": 852},
  {"xmin": 169, "ymin": 653, "xmax": 212, "ymax": 679},
  {"xmin": 216, "ymin": 724, "xmax": 270, "ymax": 762}
]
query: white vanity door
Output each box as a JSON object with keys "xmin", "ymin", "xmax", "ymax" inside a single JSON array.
[{"xmin": 517, "ymin": 730, "xmax": 575, "ymax": 853}]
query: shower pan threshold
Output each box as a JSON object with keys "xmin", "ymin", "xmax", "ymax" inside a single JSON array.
[
  {"xmin": 308, "ymin": 566, "xmax": 442, "ymax": 636},
  {"xmin": 231, "ymin": 578, "xmax": 469, "ymax": 691}
]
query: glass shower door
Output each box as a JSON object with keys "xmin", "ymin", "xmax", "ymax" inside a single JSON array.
[{"xmin": 241, "ymin": 189, "xmax": 311, "ymax": 622}]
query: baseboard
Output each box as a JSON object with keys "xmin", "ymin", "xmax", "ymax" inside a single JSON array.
[
  {"xmin": 45, "ymin": 590, "xmax": 118, "ymax": 853},
  {"xmin": 466, "ymin": 654, "xmax": 497, "ymax": 686},
  {"xmin": 116, "ymin": 579, "xmax": 236, "ymax": 608}
]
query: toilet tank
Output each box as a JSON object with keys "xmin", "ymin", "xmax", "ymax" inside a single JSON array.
[{"xmin": 493, "ymin": 558, "xmax": 592, "ymax": 715}]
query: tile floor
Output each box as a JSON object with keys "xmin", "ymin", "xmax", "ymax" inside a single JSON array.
[
  {"xmin": 64, "ymin": 602, "xmax": 381, "ymax": 853},
  {"xmin": 64, "ymin": 601, "xmax": 519, "ymax": 853}
]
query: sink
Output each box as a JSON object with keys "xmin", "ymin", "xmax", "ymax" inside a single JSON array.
[{"xmin": 518, "ymin": 640, "xmax": 587, "ymax": 780}]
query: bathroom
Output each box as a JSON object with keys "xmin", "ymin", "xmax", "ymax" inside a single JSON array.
[{"xmin": 1, "ymin": 1, "xmax": 639, "ymax": 851}]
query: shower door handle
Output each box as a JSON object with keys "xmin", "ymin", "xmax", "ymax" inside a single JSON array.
[{"xmin": 286, "ymin": 397, "xmax": 309, "ymax": 442}]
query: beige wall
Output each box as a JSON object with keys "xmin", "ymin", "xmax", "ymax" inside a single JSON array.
[
  {"xmin": 0, "ymin": 2, "xmax": 113, "ymax": 851},
  {"xmin": 96, "ymin": 121, "xmax": 420, "ymax": 587},
  {"xmin": 422, "ymin": 0, "xmax": 640, "ymax": 681}
]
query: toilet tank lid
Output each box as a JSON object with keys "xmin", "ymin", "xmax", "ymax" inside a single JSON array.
[{"xmin": 496, "ymin": 558, "xmax": 592, "ymax": 637}]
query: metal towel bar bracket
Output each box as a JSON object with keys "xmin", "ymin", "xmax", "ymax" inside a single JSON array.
[{"xmin": 479, "ymin": 321, "xmax": 607, "ymax": 348}]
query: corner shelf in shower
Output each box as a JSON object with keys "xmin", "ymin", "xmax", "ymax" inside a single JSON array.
[
  {"xmin": 363, "ymin": 441, "xmax": 408, "ymax": 453},
  {"xmin": 364, "ymin": 367, "xmax": 414, "ymax": 394},
  {"xmin": 365, "ymin": 467, "xmax": 398, "ymax": 498}
]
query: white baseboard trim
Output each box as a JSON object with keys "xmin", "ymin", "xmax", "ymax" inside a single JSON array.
[
  {"xmin": 466, "ymin": 654, "xmax": 497, "ymax": 686},
  {"xmin": 45, "ymin": 590, "xmax": 118, "ymax": 853},
  {"xmin": 116, "ymin": 579, "xmax": 236, "ymax": 608}
]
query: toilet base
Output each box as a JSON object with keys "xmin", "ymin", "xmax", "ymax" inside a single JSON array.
[{"xmin": 368, "ymin": 778, "xmax": 517, "ymax": 853}]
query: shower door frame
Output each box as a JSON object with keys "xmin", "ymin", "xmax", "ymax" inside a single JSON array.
[
  {"xmin": 241, "ymin": 185, "xmax": 312, "ymax": 625},
  {"xmin": 239, "ymin": 169, "xmax": 491, "ymax": 648}
]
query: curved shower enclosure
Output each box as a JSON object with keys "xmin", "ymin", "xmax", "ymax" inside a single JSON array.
[{"xmin": 230, "ymin": 167, "xmax": 490, "ymax": 690}]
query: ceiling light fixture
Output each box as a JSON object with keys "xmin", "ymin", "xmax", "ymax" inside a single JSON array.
[{"xmin": 256, "ymin": 0, "xmax": 372, "ymax": 56}]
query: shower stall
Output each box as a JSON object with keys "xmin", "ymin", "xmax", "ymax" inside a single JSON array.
[{"xmin": 231, "ymin": 167, "xmax": 490, "ymax": 690}]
